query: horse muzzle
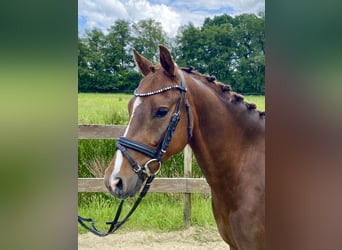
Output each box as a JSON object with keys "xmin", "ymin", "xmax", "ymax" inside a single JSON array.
[{"xmin": 107, "ymin": 174, "xmax": 143, "ymax": 200}]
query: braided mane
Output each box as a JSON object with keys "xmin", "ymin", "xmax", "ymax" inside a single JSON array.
[{"xmin": 180, "ymin": 67, "xmax": 265, "ymax": 118}]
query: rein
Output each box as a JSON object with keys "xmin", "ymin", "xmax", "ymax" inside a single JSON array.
[
  {"xmin": 78, "ymin": 69, "xmax": 192, "ymax": 237},
  {"xmin": 78, "ymin": 174, "xmax": 155, "ymax": 237}
]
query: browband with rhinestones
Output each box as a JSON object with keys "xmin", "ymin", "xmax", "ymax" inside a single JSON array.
[{"xmin": 134, "ymin": 85, "xmax": 186, "ymax": 97}]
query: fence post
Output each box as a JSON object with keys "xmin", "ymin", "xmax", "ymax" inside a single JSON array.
[{"xmin": 183, "ymin": 144, "xmax": 192, "ymax": 227}]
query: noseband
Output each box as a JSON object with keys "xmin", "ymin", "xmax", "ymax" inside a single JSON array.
[{"xmin": 78, "ymin": 69, "xmax": 192, "ymax": 236}]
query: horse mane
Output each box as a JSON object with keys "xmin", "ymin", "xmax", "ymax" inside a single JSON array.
[{"xmin": 180, "ymin": 66, "xmax": 265, "ymax": 118}]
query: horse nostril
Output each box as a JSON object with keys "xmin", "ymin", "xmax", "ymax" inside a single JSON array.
[
  {"xmin": 110, "ymin": 177, "xmax": 123, "ymax": 193},
  {"xmin": 116, "ymin": 177, "xmax": 123, "ymax": 191}
]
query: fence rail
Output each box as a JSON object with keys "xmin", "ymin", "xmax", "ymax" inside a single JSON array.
[
  {"xmin": 78, "ymin": 124, "xmax": 126, "ymax": 139},
  {"xmin": 78, "ymin": 124, "xmax": 210, "ymax": 225},
  {"xmin": 78, "ymin": 177, "xmax": 210, "ymax": 193}
]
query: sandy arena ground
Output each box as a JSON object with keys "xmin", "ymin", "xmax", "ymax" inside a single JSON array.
[{"xmin": 78, "ymin": 227, "xmax": 229, "ymax": 249}]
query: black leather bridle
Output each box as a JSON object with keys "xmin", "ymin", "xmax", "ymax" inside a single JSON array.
[
  {"xmin": 117, "ymin": 69, "xmax": 192, "ymax": 178},
  {"xmin": 78, "ymin": 69, "xmax": 192, "ymax": 237}
]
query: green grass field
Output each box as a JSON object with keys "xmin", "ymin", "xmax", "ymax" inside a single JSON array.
[
  {"xmin": 78, "ymin": 93, "xmax": 131, "ymax": 125},
  {"xmin": 78, "ymin": 93, "xmax": 265, "ymax": 233},
  {"xmin": 78, "ymin": 93, "xmax": 265, "ymax": 125}
]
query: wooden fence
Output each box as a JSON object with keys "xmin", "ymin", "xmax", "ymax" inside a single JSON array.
[{"xmin": 78, "ymin": 124, "xmax": 210, "ymax": 225}]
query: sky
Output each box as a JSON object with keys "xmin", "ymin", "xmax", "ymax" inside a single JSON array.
[{"xmin": 78, "ymin": 0, "xmax": 265, "ymax": 38}]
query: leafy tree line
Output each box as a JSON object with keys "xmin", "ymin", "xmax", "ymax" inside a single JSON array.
[{"xmin": 78, "ymin": 13, "xmax": 264, "ymax": 94}]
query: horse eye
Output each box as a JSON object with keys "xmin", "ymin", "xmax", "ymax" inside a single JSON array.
[{"xmin": 155, "ymin": 107, "xmax": 169, "ymax": 118}]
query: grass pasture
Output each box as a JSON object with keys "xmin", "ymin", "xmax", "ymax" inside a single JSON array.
[
  {"xmin": 78, "ymin": 93, "xmax": 265, "ymax": 233},
  {"xmin": 78, "ymin": 93, "xmax": 265, "ymax": 125},
  {"xmin": 78, "ymin": 93, "xmax": 130, "ymax": 125}
]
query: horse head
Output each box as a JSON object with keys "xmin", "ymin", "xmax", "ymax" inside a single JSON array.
[{"xmin": 104, "ymin": 45, "xmax": 191, "ymax": 199}]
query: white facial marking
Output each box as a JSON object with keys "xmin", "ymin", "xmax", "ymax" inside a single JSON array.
[
  {"xmin": 112, "ymin": 150, "xmax": 123, "ymax": 176},
  {"xmin": 110, "ymin": 97, "xmax": 142, "ymax": 185},
  {"xmin": 110, "ymin": 150, "xmax": 123, "ymax": 184},
  {"xmin": 123, "ymin": 97, "xmax": 141, "ymax": 136}
]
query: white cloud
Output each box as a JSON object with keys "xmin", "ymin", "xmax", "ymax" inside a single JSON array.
[
  {"xmin": 78, "ymin": 0, "xmax": 265, "ymax": 37},
  {"xmin": 172, "ymin": 0, "xmax": 264, "ymax": 13},
  {"xmin": 125, "ymin": 0, "xmax": 181, "ymax": 37},
  {"xmin": 79, "ymin": 0, "xmax": 129, "ymax": 31}
]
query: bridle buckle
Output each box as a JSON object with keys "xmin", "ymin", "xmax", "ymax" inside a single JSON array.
[
  {"xmin": 133, "ymin": 164, "xmax": 142, "ymax": 173},
  {"xmin": 143, "ymin": 159, "xmax": 161, "ymax": 177}
]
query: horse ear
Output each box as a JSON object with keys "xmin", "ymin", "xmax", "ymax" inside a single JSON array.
[
  {"xmin": 133, "ymin": 48, "xmax": 153, "ymax": 76},
  {"xmin": 159, "ymin": 45, "xmax": 176, "ymax": 77}
]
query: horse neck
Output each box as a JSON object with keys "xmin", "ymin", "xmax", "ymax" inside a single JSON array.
[{"xmin": 185, "ymin": 73, "xmax": 264, "ymax": 186}]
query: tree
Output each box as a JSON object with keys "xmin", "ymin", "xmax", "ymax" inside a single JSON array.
[
  {"xmin": 177, "ymin": 14, "xmax": 265, "ymax": 94},
  {"xmin": 78, "ymin": 36, "xmax": 91, "ymax": 92},
  {"xmin": 78, "ymin": 21, "xmax": 140, "ymax": 93},
  {"xmin": 78, "ymin": 14, "xmax": 264, "ymax": 94},
  {"xmin": 176, "ymin": 23, "xmax": 203, "ymax": 70},
  {"xmin": 131, "ymin": 19, "xmax": 167, "ymax": 63},
  {"xmin": 230, "ymin": 14, "xmax": 265, "ymax": 94},
  {"xmin": 78, "ymin": 29, "xmax": 107, "ymax": 92},
  {"xmin": 105, "ymin": 20, "xmax": 132, "ymax": 73},
  {"xmin": 103, "ymin": 20, "xmax": 134, "ymax": 92}
]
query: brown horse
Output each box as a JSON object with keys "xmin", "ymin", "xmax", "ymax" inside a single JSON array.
[{"xmin": 104, "ymin": 45, "xmax": 265, "ymax": 250}]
